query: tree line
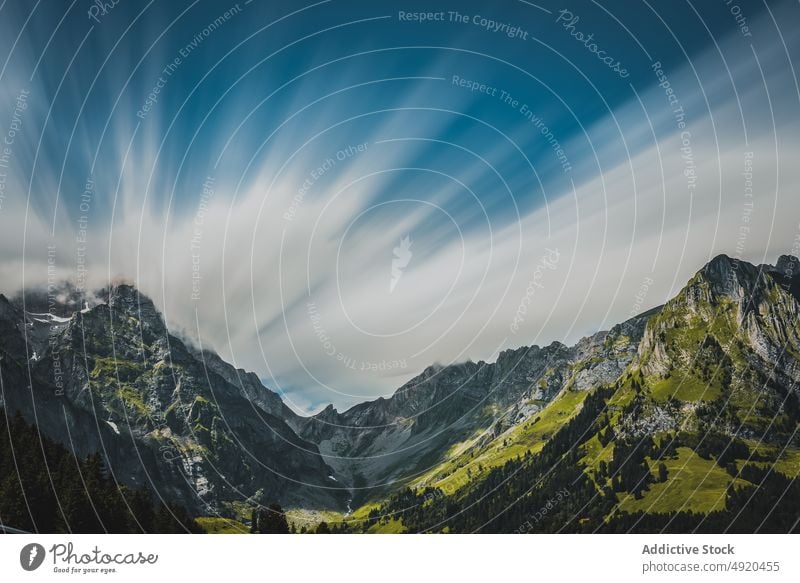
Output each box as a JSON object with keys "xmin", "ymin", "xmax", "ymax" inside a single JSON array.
[{"xmin": 0, "ymin": 409, "xmax": 202, "ymax": 533}]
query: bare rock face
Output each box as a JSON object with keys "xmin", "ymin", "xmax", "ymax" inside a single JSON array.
[{"xmin": 195, "ymin": 348, "xmax": 290, "ymax": 419}]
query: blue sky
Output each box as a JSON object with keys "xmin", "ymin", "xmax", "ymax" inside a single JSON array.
[{"xmin": 1, "ymin": 0, "xmax": 800, "ymax": 413}]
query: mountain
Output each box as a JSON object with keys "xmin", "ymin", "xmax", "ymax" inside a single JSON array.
[
  {"xmin": 0, "ymin": 280, "xmax": 660, "ymax": 519},
  {"xmin": 288, "ymin": 306, "xmax": 655, "ymax": 506},
  {"xmin": 1, "ymin": 254, "xmax": 799, "ymax": 533},
  {"xmin": 351, "ymin": 254, "xmax": 800, "ymax": 532},
  {"xmin": 0, "ymin": 283, "xmax": 347, "ymax": 514}
]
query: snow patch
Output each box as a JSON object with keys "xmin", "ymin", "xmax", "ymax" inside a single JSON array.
[{"xmin": 27, "ymin": 312, "xmax": 71, "ymax": 323}]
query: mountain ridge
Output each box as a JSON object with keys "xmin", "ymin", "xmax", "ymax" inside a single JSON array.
[
  {"xmin": 351, "ymin": 253, "xmax": 800, "ymax": 532},
  {"xmin": 2, "ymin": 253, "xmax": 798, "ymax": 531}
]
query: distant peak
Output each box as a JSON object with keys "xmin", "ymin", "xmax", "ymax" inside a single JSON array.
[
  {"xmin": 98, "ymin": 283, "xmax": 166, "ymax": 333},
  {"xmin": 707, "ymin": 253, "xmax": 733, "ymax": 266},
  {"xmin": 775, "ymin": 255, "xmax": 800, "ymax": 277},
  {"xmin": 675, "ymin": 255, "xmax": 768, "ymax": 306},
  {"xmin": 314, "ymin": 404, "xmax": 339, "ymax": 419},
  {"xmin": 106, "ymin": 281, "xmax": 141, "ymax": 298},
  {"xmin": 0, "ymin": 293, "xmax": 15, "ymax": 318},
  {"xmin": 700, "ymin": 254, "xmax": 756, "ymax": 283},
  {"xmin": 102, "ymin": 282, "xmax": 151, "ymax": 308},
  {"xmin": 703, "ymin": 253, "xmax": 756, "ymax": 275}
]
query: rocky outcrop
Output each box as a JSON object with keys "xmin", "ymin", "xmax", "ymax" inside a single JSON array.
[{"xmin": 640, "ymin": 254, "xmax": 800, "ymax": 386}]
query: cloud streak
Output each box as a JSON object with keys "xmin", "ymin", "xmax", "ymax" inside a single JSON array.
[{"xmin": 1, "ymin": 1, "xmax": 799, "ymax": 414}]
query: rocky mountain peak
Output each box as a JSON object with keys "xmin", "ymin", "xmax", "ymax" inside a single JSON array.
[
  {"xmin": 698, "ymin": 254, "xmax": 762, "ymax": 300},
  {"xmin": 0, "ymin": 293, "xmax": 15, "ymax": 317},
  {"xmin": 99, "ymin": 283, "xmax": 167, "ymax": 337},
  {"xmin": 195, "ymin": 349, "xmax": 289, "ymax": 418},
  {"xmin": 313, "ymin": 403, "xmax": 340, "ymax": 421},
  {"xmin": 774, "ymin": 254, "xmax": 799, "ymax": 275}
]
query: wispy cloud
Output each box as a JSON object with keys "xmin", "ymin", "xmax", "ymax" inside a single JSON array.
[{"xmin": 1, "ymin": 1, "xmax": 799, "ymax": 413}]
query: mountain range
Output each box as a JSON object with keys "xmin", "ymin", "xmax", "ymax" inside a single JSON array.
[{"xmin": 1, "ymin": 253, "xmax": 799, "ymax": 533}]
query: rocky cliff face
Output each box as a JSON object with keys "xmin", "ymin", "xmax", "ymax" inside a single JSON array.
[
  {"xmin": 0, "ymin": 284, "xmax": 347, "ymax": 513},
  {"xmin": 638, "ymin": 255, "xmax": 800, "ymax": 385},
  {"xmin": 621, "ymin": 254, "xmax": 800, "ymax": 441}
]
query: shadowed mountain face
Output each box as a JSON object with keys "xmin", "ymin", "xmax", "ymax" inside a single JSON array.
[
  {"xmin": 1, "ymin": 254, "xmax": 799, "ymax": 532},
  {"xmin": 0, "ymin": 284, "xmax": 347, "ymax": 513}
]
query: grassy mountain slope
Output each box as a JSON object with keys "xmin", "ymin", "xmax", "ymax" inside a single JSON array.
[{"xmin": 333, "ymin": 255, "xmax": 800, "ymax": 533}]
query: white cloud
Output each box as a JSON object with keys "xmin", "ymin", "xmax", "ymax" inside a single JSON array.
[{"xmin": 2, "ymin": 8, "xmax": 799, "ymax": 413}]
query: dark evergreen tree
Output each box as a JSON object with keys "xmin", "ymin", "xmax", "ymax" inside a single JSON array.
[
  {"xmin": 0, "ymin": 409, "xmax": 202, "ymax": 533},
  {"xmin": 257, "ymin": 504, "xmax": 290, "ymax": 533}
]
